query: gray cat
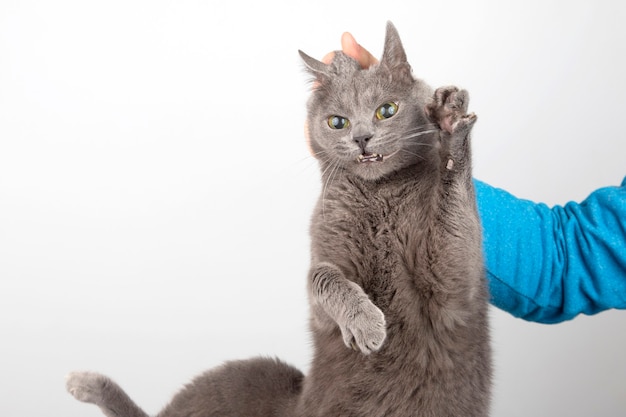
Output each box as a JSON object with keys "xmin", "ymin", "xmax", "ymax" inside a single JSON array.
[{"xmin": 66, "ymin": 22, "xmax": 491, "ymax": 417}]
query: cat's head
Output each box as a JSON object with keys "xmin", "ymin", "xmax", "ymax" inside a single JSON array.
[{"xmin": 300, "ymin": 22, "xmax": 437, "ymax": 181}]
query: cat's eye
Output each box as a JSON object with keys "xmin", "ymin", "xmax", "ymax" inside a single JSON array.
[
  {"xmin": 375, "ymin": 102, "xmax": 399, "ymax": 120},
  {"xmin": 328, "ymin": 116, "xmax": 350, "ymax": 130}
]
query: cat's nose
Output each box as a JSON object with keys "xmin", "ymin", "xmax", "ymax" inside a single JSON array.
[{"xmin": 354, "ymin": 135, "xmax": 372, "ymax": 152}]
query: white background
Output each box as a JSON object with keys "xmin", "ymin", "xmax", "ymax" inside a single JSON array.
[{"xmin": 1, "ymin": 1, "xmax": 625, "ymax": 416}]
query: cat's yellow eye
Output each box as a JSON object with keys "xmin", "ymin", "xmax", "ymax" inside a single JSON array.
[
  {"xmin": 328, "ymin": 116, "xmax": 350, "ymax": 130},
  {"xmin": 375, "ymin": 102, "xmax": 399, "ymax": 120}
]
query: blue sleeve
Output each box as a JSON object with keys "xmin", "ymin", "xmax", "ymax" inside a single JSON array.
[{"xmin": 474, "ymin": 177, "xmax": 626, "ymax": 323}]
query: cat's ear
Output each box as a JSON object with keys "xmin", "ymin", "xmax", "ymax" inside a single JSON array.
[
  {"xmin": 299, "ymin": 50, "xmax": 333, "ymax": 85},
  {"xmin": 380, "ymin": 21, "xmax": 412, "ymax": 82}
]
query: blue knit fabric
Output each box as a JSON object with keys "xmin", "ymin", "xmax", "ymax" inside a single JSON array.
[{"xmin": 475, "ymin": 177, "xmax": 626, "ymax": 323}]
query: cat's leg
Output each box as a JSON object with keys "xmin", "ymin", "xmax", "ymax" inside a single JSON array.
[
  {"xmin": 66, "ymin": 371, "xmax": 149, "ymax": 417},
  {"xmin": 423, "ymin": 86, "xmax": 485, "ymax": 316},
  {"xmin": 309, "ymin": 262, "xmax": 386, "ymax": 354}
]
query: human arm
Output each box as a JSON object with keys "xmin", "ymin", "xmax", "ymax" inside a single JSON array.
[{"xmin": 475, "ymin": 178, "xmax": 626, "ymax": 323}]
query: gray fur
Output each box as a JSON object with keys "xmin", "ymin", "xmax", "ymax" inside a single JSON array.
[{"xmin": 66, "ymin": 21, "xmax": 491, "ymax": 417}]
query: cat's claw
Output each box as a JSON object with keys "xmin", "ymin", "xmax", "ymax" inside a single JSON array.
[
  {"xmin": 340, "ymin": 300, "xmax": 387, "ymax": 355},
  {"xmin": 453, "ymin": 113, "xmax": 477, "ymax": 136},
  {"xmin": 425, "ymin": 86, "xmax": 476, "ymax": 135},
  {"xmin": 349, "ymin": 339, "xmax": 359, "ymax": 351}
]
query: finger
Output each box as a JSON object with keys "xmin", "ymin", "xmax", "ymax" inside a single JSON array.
[
  {"xmin": 322, "ymin": 51, "xmax": 336, "ymax": 65},
  {"xmin": 341, "ymin": 32, "xmax": 378, "ymax": 68}
]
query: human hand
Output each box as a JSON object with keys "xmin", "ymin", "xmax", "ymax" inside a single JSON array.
[{"xmin": 322, "ymin": 32, "xmax": 379, "ymax": 67}]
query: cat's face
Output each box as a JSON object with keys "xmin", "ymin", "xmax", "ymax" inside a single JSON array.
[{"xmin": 301, "ymin": 23, "xmax": 437, "ymax": 181}]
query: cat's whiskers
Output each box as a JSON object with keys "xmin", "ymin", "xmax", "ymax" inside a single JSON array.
[
  {"xmin": 395, "ymin": 123, "xmax": 439, "ymax": 137},
  {"xmin": 318, "ymin": 155, "xmax": 337, "ymax": 176},
  {"xmin": 375, "ymin": 128, "xmax": 435, "ymax": 145},
  {"xmin": 373, "ymin": 129, "xmax": 439, "ymax": 155},
  {"xmin": 376, "ymin": 124, "xmax": 437, "ymax": 142},
  {"xmin": 401, "ymin": 129, "xmax": 438, "ymax": 140},
  {"xmin": 321, "ymin": 158, "xmax": 343, "ymax": 219},
  {"xmin": 310, "ymin": 148, "xmax": 336, "ymax": 168},
  {"xmin": 406, "ymin": 123, "xmax": 439, "ymax": 132},
  {"xmin": 313, "ymin": 150, "xmax": 330, "ymax": 159},
  {"xmin": 293, "ymin": 153, "xmax": 324, "ymax": 171},
  {"xmin": 398, "ymin": 149, "xmax": 427, "ymax": 161},
  {"xmin": 283, "ymin": 151, "xmax": 334, "ymax": 185}
]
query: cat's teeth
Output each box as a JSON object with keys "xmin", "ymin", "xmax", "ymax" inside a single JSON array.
[{"xmin": 358, "ymin": 153, "xmax": 384, "ymax": 163}]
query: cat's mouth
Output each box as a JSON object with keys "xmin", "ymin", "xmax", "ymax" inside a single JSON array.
[
  {"xmin": 357, "ymin": 150, "xmax": 398, "ymax": 163},
  {"xmin": 357, "ymin": 153, "xmax": 384, "ymax": 163}
]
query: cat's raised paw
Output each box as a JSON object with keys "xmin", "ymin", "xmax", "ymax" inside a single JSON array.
[
  {"xmin": 341, "ymin": 300, "xmax": 387, "ymax": 355},
  {"xmin": 425, "ymin": 86, "xmax": 476, "ymax": 135},
  {"xmin": 66, "ymin": 371, "xmax": 109, "ymax": 404}
]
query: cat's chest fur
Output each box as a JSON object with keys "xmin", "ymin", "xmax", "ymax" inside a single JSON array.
[{"xmin": 312, "ymin": 168, "xmax": 440, "ymax": 317}]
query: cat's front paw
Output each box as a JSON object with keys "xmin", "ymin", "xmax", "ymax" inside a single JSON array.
[
  {"xmin": 340, "ymin": 300, "xmax": 387, "ymax": 355},
  {"xmin": 425, "ymin": 86, "xmax": 476, "ymax": 135},
  {"xmin": 66, "ymin": 371, "xmax": 109, "ymax": 404}
]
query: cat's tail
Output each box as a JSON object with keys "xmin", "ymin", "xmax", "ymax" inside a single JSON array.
[
  {"xmin": 67, "ymin": 357, "xmax": 305, "ymax": 417},
  {"xmin": 155, "ymin": 357, "xmax": 305, "ymax": 417},
  {"xmin": 66, "ymin": 371, "xmax": 149, "ymax": 417}
]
